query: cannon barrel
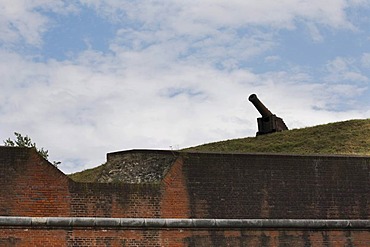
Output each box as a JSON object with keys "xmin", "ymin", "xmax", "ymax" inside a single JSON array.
[{"xmin": 248, "ymin": 94, "xmax": 272, "ymax": 118}]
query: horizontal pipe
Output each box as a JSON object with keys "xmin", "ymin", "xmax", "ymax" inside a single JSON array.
[{"xmin": 0, "ymin": 217, "xmax": 369, "ymax": 229}]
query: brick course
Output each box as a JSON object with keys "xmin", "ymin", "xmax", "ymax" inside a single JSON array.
[{"xmin": 0, "ymin": 228, "xmax": 369, "ymax": 246}]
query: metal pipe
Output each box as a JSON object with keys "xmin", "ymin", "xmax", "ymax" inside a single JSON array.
[{"xmin": 0, "ymin": 217, "xmax": 368, "ymax": 229}]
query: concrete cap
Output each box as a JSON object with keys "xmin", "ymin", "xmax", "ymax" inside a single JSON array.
[
  {"xmin": 0, "ymin": 216, "xmax": 31, "ymax": 226},
  {"xmin": 72, "ymin": 217, "xmax": 96, "ymax": 227},
  {"xmin": 47, "ymin": 217, "xmax": 72, "ymax": 226},
  {"xmin": 120, "ymin": 218, "xmax": 145, "ymax": 227},
  {"xmin": 215, "ymin": 219, "xmax": 244, "ymax": 227},
  {"xmin": 165, "ymin": 219, "xmax": 192, "ymax": 228},
  {"xmin": 144, "ymin": 218, "xmax": 166, "ymax": 227},
  {"xmin": 95, "ymin": 218, "xmax": 120, "ymax": 227},
  {"xmin": 31, "ymin": 217, "xmax": 47, "ymax": 226},
  {"xmin": 0, "ymin": 217, "xmax": 369, "ymax": 229},
  {"xmin": 193, "ymin": 219, "xmax": 216, "ymax": 228}
]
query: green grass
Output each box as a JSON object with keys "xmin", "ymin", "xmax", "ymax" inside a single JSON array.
[
  {"xmin": 69, "ymin": 119, "xmax": 370, "ymax": 182},
  {"xmin": 68, "ymin": 163, "xmax": 104, "ymax": 183},
  {"xmin": 185, "ymin": 119, "xmax": 370, "ymax": 156}
]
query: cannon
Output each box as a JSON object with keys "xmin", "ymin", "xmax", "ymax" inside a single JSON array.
[{"xmin": 248, "ymin": 94, "xmax": 288, "ymax": 136}]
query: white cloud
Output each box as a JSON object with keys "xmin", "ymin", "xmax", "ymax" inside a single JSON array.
[
  {"xmin": 325, "ymin": 56, "xmax": 369, "ymax": 83},
  {"xmin": 264, "ymin": 56, "xmax": 281, "ymax": 63},
  {"xmin": 1, "ymin": 0, "xmax": 366, "ymax": 50},
  {"xmin": 361, "ymin": 53, "xmax": 370, "ymax": 68},
  {"xmin": 79, "ymin": 0, "xmax": 367, "ymax": 68},
  {"xmin": 306, "ymin": 22, "xmax": 324, "ymax": 43},
  {"xmin": 1, "ymin": 47, "xmax": 368, "ymax": 173},
  {"xmin": 0, "ymin": 0, "xmax": 77, "ymax": 46},
  {"xmin": 1, "ymin": 1, "xmax": 370, "ymax": 174},
  {"xmin": 80, "ymin": 0, "xmax": 359, "ymax": 29}
]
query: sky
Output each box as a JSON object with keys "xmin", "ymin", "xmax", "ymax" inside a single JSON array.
[{"xmin": 1, "ymin": 0, "xmax": 370, "ymax": 173}]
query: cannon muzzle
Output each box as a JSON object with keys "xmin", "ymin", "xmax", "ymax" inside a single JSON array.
[
  {"xmin": 248, "ymin": 93, "xmax": 288, "ymax": 135},
  {"xmin": 248, "ymin": 94, "xmax": 272, "ymax": 118}
]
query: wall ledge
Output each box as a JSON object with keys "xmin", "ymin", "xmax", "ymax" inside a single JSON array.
[{"xmin": 0, "ymin": 217, "xmax": 369, "ymax": 229}]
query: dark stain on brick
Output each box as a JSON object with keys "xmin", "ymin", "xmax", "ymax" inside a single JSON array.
[
  {"xmin": 260, "ymin": 233, "xmax": 270, "ymax": 247},
  {"xmin": 302, "ymin": 231, "xmax": 312, "ymax": 247},
  {"xmin": 0, "ymin": 237, "xmax": 21, "ymax": 246},
  {"xmin": 322, "ymin": 231, "xmax": 330, "ymax": 247}
]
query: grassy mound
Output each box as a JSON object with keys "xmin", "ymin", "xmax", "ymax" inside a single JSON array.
[
  {"xmin": 69, "ymin": 119, "xmax": 370, "ymax": 182},
  {"xmin": 185, "ymin": 119, "xmax": 370, "ymax": 156}
]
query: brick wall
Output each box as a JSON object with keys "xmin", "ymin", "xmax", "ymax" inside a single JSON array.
[
  {"xmin": 69, "ymin": 182, "xmax": 161, "ymax": 218},
  {"xmin": 161, "ymin": 156, "xmax": 191, "ymax": 218},
  {"xmin": 0, "ymin": 147, "xmax": 71, "ymax": 217},
  {"xmin": 182, "ymin": 152, "xmax": 369, "ymax": 219},
  {"xmin": 0, "ymin": 147, "xmax": 369, "ymax": 246},
  {"xmin": 0, "ymin": 227, "xmax": 369, "ymax": 246},
  {"xmin": 33, "ymin": 149, "xmax": 366, "ymax": 220},
  {"xmin": 0, "ymin": 147, "xmax": 163, "ymax": 218}
]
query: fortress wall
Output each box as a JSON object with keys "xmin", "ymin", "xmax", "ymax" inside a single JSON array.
[
  {"xmin": 0, "ymin": 147, "xmax": 369, "ymax": 246},
  {"xmin": 0, "ymin": 147, "xmax": 163, "ymax": 218},
  {"xmin": 160, "ymin": 156, "xmax": 191, "ymax": 218},
  {"xmin": 0, "ymin": 227, "xmax": 369, "ymax": 246},
  {"xmin": 182, "ymin": 152, "xmax": 369, "ymax": 219},
  {"xmin": 0, "ymin": 147, "xmax": 71, "ymax": 217},
  {"xmin": 69, "ymin": 182, "xmax": 162, "ymax": 218}
]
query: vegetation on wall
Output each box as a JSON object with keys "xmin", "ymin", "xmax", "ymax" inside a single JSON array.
[
  {"xmin": 68, "ymin": 165, "xmax": 105, "ymax": 183},
  {"xmin": 3, "ymin": 132, "xmax": 60, "ymax": 167}
]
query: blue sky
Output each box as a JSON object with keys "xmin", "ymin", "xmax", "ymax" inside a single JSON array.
[{"xmin": 1, "ymin": 0, "xmax": 370, "ymax": 173}]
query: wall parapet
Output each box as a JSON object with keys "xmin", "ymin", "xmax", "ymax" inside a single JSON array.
[{"xmin": 0, "ymin": 217, "xmax": 369, "ymax": 229}]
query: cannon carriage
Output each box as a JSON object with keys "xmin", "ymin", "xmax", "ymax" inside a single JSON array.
[{"xmin": 249, "ymin": 94, "xmax": 288, "ymax": 136}]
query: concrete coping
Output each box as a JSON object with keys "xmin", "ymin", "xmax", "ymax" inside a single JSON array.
[{"xmin": 0, "ymin": 217, "xmax": 369, "ymax": 229}]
